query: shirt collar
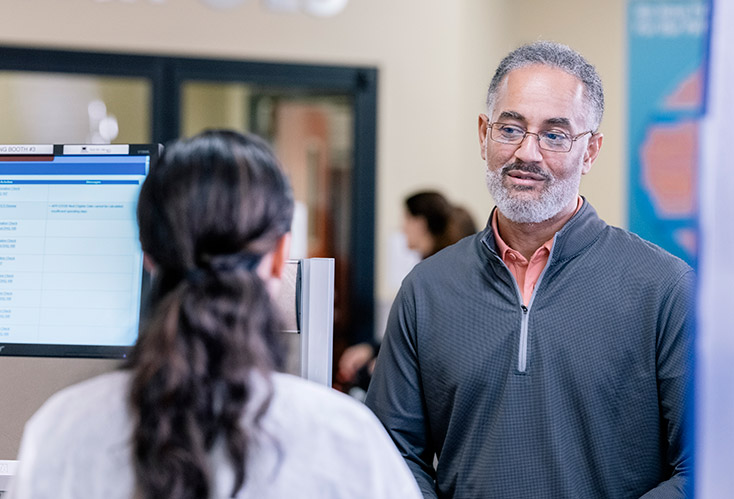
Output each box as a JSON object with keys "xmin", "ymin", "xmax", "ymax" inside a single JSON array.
[{"xmin": 491, "ymin": 196, "xmax": 584, "ymax": 261}]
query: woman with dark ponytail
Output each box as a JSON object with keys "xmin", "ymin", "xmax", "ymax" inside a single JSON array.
[
  {"xmin": 338, "ymin": 190, "xmax": 477, "ymax": 392},
  {"xmin": 10, "ymin": 131, "xmax": 421, "ymax": 499}
]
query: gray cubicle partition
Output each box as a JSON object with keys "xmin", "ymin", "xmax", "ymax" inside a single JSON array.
[
  {"xmin": 277, "ymin": 258, "xmax": 334, "ymax": 387},
  {"xmin": 0, "ymin": 257, "xmax": 335, "ymax": 490}
]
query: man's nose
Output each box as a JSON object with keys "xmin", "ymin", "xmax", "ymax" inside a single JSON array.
[{"xmin": 514, "ymin": 132, "xmax": 544, "ymax": 163}]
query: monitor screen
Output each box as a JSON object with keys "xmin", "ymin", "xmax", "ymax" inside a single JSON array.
[{"xmin": 0, "ymin": 144, "xmax": 160, "ymax": 358}]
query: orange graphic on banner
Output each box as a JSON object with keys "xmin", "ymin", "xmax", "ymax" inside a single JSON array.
[{"xmin": 640, "ymin": 120, "xmax": 697, "ymax": 218}]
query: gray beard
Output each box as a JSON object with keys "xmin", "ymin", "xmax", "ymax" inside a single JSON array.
[{"xmin": 485, "ymin": 161, "xmax": 581, "ymax": 223}]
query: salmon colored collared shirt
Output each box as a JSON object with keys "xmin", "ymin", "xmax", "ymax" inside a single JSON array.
[{"xmin": 491, "ymin": 197, "xmax": 583, "ymax": 306}]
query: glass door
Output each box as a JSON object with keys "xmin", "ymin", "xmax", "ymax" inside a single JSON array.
[{"xmin": 181, "ymin": 81, "xmax": 363, "ymax": 384}]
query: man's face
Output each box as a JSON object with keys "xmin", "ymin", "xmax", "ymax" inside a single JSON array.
[{"xmin": 478, "ymin": 64, "xmax": 602, "ymax": 224}]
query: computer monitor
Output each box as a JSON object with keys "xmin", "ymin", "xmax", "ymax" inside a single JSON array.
[{"xmin": 0, "ymin": 144, "xmax": 159, "ymax": 358}]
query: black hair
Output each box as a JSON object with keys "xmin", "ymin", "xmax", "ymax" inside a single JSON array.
[
  {"xmin": 405, "ymin": 191, "xmax": 476, "ymax": 257},
  {"xmin": 128, "ymin": 130, "xmax": 294, "ymax": 499}
]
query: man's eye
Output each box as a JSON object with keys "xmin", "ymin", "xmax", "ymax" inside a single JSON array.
[
  {"xmin": 542, "ymin": 131, "xmax": 569, "ymax": 143},
  {"xmin": 499, "ymin": 126, "xmax": 524, "ymax": 136}
]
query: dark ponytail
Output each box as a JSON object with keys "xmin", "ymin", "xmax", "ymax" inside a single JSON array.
[{"xmin": 129, "ymin": 130, "xmax": 294, "ymax": 498}]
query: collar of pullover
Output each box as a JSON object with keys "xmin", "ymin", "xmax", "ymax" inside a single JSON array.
[{"xmin": 480, "ymin": 197, "xmax": 607, "ymax": 265}]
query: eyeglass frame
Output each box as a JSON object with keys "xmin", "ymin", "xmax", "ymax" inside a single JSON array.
[{"xmin": 486, "ymin": 119, "xmax": 595, "ymax": 153}]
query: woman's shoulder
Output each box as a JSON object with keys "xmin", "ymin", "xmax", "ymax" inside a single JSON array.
[
  {"xmin": 267, "ymin": 373, "xmax": 404, "ymax": 452},
  {"xmin": 256, "ymin": 373, "xmax": 422, "ymax": 498},
  {"xmin": 269, "ymin": 373, "xmax": 378, "ymax": 426},
  {"xmin": 36, "ymin": 370, "xmax": 129, "ymax": 413},
  {"xmin": 23, "ymin": 371, "xmax": 132, "ymax": 448},
  {"xmin": 11, "ymin": 371, "xmax": 135, "ymax": 499}
]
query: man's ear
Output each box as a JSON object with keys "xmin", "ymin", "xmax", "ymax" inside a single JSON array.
[
  {"xmin": 270, "ymin": 232, "xmax": 292, "ymax": 279},
  {"xmin": 478, "ymin": 114, "xmax": 491, "ymax": 161},
  {"xmin": 582, "ymin": 132, "xmax": 603, "ymax": 175}
]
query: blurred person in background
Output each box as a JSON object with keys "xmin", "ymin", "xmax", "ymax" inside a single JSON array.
[{"xmin": 337, "ymin": 191, "xmax": 477, "ymax": 395}]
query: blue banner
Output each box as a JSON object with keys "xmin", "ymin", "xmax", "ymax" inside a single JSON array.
[{"xmin": 627, "ymin": 0, "xmax": 710, "ymax": 265}]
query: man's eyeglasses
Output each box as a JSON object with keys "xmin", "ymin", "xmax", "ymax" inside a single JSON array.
[{"xmin": 488, "ymin": 122, "xmax": 593, "ymax": 153}]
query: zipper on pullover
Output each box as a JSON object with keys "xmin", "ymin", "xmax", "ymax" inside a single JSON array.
[
  {"xmin": 518, "ymin": 305, "xmax": 529, "ymax": 372},
  {"xmin": 483, "ymin": 233, "xmax": 557, "ymax": 375},
  {"xmin": 488, "ymin": 253, "xmax": 533, "ymax": 374}
]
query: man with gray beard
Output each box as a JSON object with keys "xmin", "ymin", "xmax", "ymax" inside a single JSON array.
[{"xmin": 366, "ymin": 41, "xmax": 693, "ymax": 498}]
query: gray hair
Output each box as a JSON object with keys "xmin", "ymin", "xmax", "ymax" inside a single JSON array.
[{"xmin": 486, "ymin": 41, "xmax": 605, "ymax": 131}]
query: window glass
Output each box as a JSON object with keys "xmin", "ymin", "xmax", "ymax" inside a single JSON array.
[{"xmin": 0, "ymin": 71, "xmax": 151, "ymax": 144}]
